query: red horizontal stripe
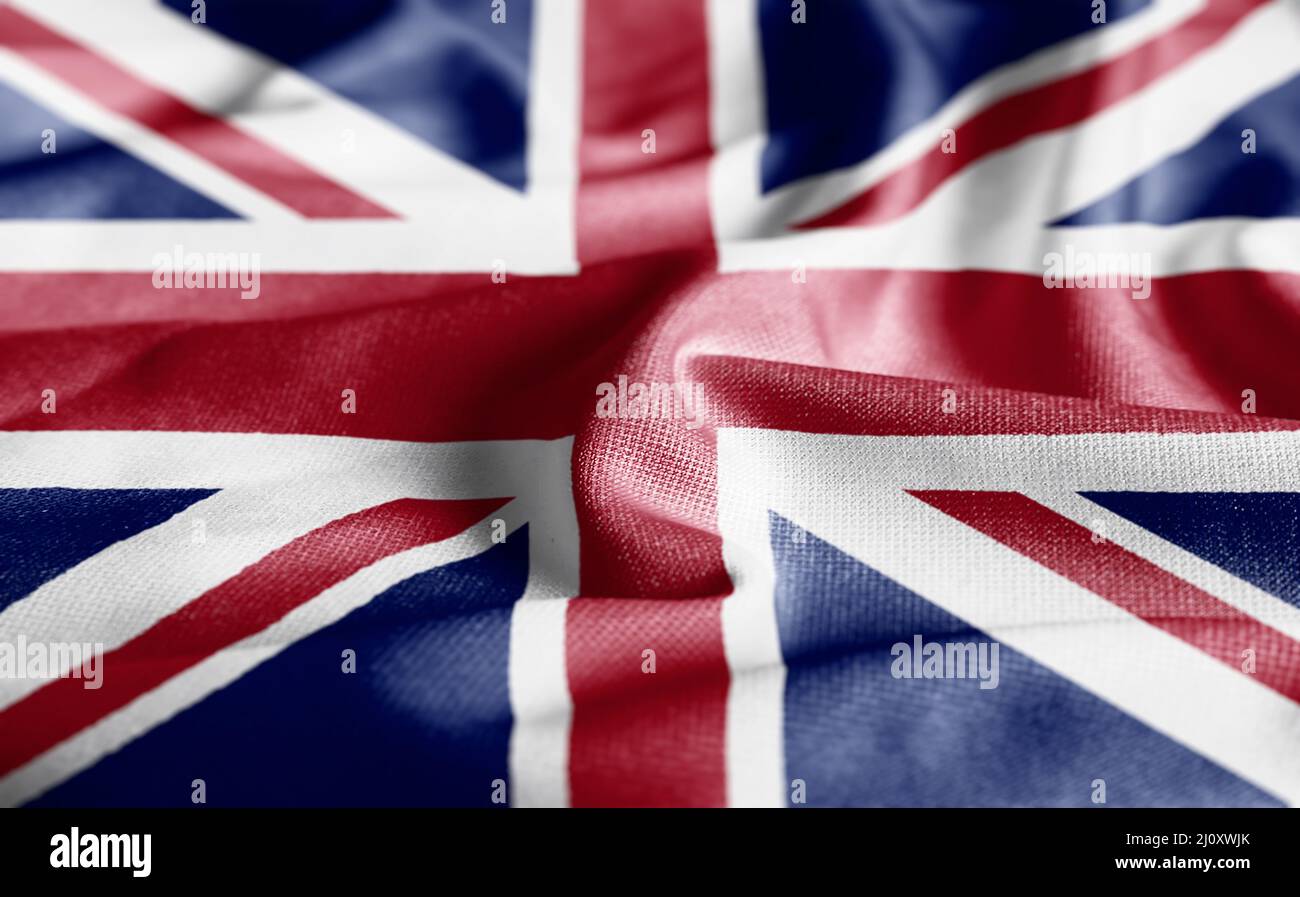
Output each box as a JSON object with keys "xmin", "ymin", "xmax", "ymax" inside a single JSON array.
[
  {"xmin": 0, "ymin": 496, "xmax": 508, "ymax": 778},
  {"xmin": 694, "ymin": 355, "xmax": 1300, "ymax": 437},
  {"xmin": 0, "ymin": 7, "xmax": 395, "ymax": 220},
  {"xmin": 910, "ymin": 490, "xmax": 1300, "ymax": 704},
  {"xmin": 6, "ymin": 269, "xmax": 1300, "ymax": 438}
]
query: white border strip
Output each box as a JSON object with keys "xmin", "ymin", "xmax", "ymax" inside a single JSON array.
[{"xmin": 718, "ymin": 432, "xmax": 785, "ymax": 807}]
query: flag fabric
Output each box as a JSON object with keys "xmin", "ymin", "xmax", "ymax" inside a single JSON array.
[{"xmin": 2, "ymin": 0, "xmax": 1300, "ymax": 808}]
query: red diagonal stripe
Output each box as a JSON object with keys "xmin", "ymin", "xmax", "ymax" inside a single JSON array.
[
  {"xmin": 797, "ymin": 0, "xmax": 1268, "ymax": 230},
  {"xmin": 0, "ymin": 7, "xmax": 396, "ymax": 220},
  {"xmin": 910, "ymin": 490, "xmax": 1300, "ymax": 704},
  {"xmin": 0, "ymin": 496, "xmax": 508, "ymax": 778}
]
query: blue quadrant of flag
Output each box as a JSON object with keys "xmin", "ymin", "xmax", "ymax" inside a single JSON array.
[
  {"xmin": 0, "ymin": 488, "xmax": 218, "ymax": 613},
  {"xmin": 158, "ymin": 0, "xmax": 534, "ymax": 191},
  {"xmin": 758, "ymin": 0, "xmax": 1152, "ymax": 194},
  {"xmin": 770, "ymin": 512, "xmax": 1279, "ymax": 807},
  {"xmin": 31, "ymin": 526, "xmax": 529, "ymax": 807}
]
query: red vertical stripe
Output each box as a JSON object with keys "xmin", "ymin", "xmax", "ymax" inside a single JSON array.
[
  {"xmin": 566, "ymin": 598, "xmax": 728, "ymax": 807},
  {"xmin": 910, "ymin": 490, "xmax": 1300, "ymax": 704},
  {"xmin": 576, "ymin": 0, "xmax": 715, "ymax": 266},
  {"xmin": 0, "ymin": 497, "xmax": 508, "ymax": 777},
  {"xmin": 566, "ymin": 0, "xmax": 730, "ymax": 807}
]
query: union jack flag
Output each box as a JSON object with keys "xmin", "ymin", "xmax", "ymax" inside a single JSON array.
[{"xmin": 2, "ymin": 0, "xmax": 1299, "ymax": 808}]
